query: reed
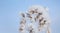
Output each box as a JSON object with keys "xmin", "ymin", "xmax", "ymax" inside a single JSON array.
[{"xmin": 19, "ymin": 5, "xmax": 51, "ymax": 33}]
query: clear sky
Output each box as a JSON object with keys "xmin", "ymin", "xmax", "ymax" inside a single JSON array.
[{"xmin": 0, "ymin": 0, "xmax": 60, "ymax": 33}]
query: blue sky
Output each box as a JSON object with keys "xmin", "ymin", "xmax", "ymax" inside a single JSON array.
[{"xmin": 0, "ymin": 0, "xmax": 60, "ymax": 33}]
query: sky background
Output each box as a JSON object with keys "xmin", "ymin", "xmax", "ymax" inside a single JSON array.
[{"xmin": 0, "ymin": 0, "xmax": 60, "ymax": 33}]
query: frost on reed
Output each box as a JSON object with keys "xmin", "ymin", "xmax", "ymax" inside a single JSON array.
[{"xmin": 19, "ymin": 5, "xmax": 51, "ymax": 33}]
